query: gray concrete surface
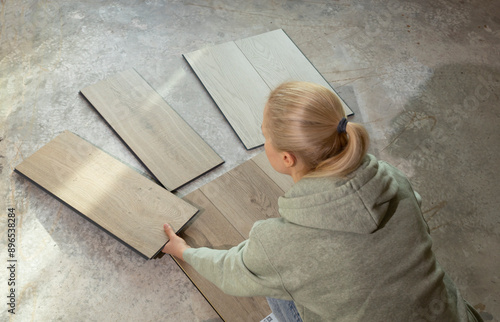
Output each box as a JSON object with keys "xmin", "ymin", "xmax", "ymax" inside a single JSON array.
[{"xmin": 1, "ymin": 0, "xmax": 498, "ymax": 321}]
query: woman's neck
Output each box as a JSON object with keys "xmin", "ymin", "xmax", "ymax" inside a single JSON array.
[{"xmin": 290, "ymin": 165, "xmax": 309, "ymax": 183}]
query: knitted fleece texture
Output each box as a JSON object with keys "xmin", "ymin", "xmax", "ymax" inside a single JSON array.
[{"xmin": 183, "ymin": 154, "xmax": 477, "ymax": 321}]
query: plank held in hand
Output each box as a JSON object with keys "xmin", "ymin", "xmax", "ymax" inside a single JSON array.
[{"xmin": 15, "ymin": 131, "xmax": 198, "ymax": 259}]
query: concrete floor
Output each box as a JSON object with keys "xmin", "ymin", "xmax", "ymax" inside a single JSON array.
[{"xmin": 1, "ymin": 0, "xmax": 499, "ymax": 321}]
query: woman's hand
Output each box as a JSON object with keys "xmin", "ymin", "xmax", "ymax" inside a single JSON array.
[{"xmin": 161, "ymin": 223, "xmax": 191, "ymax": 260}]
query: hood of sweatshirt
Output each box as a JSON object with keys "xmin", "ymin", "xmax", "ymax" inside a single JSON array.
[{"xmin": 277, "ymin": 154, "xmax": 400, "ymax": 234}]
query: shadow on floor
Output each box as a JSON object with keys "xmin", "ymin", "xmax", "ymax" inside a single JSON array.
[{"xmin": 381, "ymin": 64, "xmax": 500, "ymax": 321}]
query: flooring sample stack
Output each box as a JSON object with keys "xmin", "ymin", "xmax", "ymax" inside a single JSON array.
[
  {"xmin": 80, "ymin": 69, "xmax": 223, "ymax": 191},
  {"xmin": 184, "ymin": 29, "xmax": 354, "ymax": 149},
  {"xmin": 176, "ymin": 152, "xmax": 294, "ymax": 321},
  {"xmin": 15, "ymin": 131, "xmax": 198, "ymax": 259}
]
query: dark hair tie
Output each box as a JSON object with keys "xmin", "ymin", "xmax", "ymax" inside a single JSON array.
[{"xmin": 337, "ymin": 117, "xmax": 348, "ymax": 134}]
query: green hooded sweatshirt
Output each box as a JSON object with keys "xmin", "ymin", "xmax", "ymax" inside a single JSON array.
[{"xmin": 183, "ymin": 154, "xmax": 480, "ymax": 321}]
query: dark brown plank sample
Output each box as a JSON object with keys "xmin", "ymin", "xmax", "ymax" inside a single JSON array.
[
  {"xmin": 80, "ymin": 69, "xmax": 223, "ymax": 191},
  {"xmin": 178, "ymin": 190, "xmax": 271, "ymax": 322},
  {"xmin": 15, "ymin": 131, "xmax": 198, "ymax": 259},
  {"xmin": 184, "ymin": 42, "xmax": 269, "ymax": 149},
  {"xmin": 174, "ymin": 158, "xmax": 289, "ymax": 321},
  {"xmin": 235, "ymin": 29, "xmax": 354, "ymax": 116},
  {"xmin": 199, "ymin": 160, "xmax": 284, "ymax": 238}
]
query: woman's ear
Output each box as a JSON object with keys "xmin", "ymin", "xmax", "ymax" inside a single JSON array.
[{"xmin": 282, "ymin": 151, "xmax": 297, "ymax": 168}]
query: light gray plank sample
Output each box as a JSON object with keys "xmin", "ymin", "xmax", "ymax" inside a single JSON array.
[
  {"xmin": 15, "ymin": 131, "xmax": 198, "ymax": 259},
  {"xmin": 184, "ymin": 42, "xmax": 269, "ymax": 150},
  {"xmin": 80, "ymin": 69, "xmax": 223, "ymax": 191},
  {"xmin": 235, "ymin": 29, "xmax": 354, "ymax": 116},
  {"xmin": 184, "ymin": 30, "xmax": 353, "ymax": 152}
]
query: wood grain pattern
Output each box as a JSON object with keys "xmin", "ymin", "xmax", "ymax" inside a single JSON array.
[
  {"xmin": 15, "ymin": 131, "xmax": 198, "ymax": 259},
  {"xmin": 184, "ymin": 30, "xmax": 353, "ymax": 151},
  {"xmin": 251, "ymin": 152, "xmax": 294, "ymax": 193},
  {"xmin": 177, "ymin": 190, "xmax": 271, "ymax": 321},
  {"xmin": 171, "ymin": 157, "xmax": 292, "ymax": 320},
  {"xmin": 199, "ymin": 160, "xmax": 283, "ymax": 239},
  {"xmin": 80, "ymin": 69, "xmax": 223, "ymax": 191},
  {"xmin": 235, "ymin": 29, "xmax": 354, "ymax": 116},
  {"xmin": 183, "ymin": 42, "xmax": 269, "ymax": 150}
]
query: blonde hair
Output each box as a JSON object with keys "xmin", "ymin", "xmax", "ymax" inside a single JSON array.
[{"xmin": 266, "ymin": 81, "xmax": 369, "ymax": 178}]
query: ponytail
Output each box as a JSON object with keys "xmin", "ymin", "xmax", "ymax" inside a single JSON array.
[
  {"xmin": 312, "ymin": 122, "xmax": 369, "ymax": 177},
  {"xmin": 266, "ymin": 81, "xmax": 369, "ymax": 178}
]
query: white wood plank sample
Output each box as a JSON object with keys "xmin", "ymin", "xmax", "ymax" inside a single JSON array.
[
  {"xmin": 184, "ymin": 30, "xmax": 354, "ymax": 150},
  {"xmin": 235, "ymin": 29, "xmax": 354, "ymax": 116},
  {"xmin": 80, "ymin": 69, "xmax": 223, "ymax": 191},
  {"xmin": 15, "ymin": 131, "xmax": 198, "ymax": 259},
  {"xmin": 184, "ymin": 42, "xmax": 269, "ymax": 149}
]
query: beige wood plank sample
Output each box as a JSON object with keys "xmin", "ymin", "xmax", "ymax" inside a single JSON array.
[
  {"xmin": 184, "ymin": 42, "xmax": 269, "ymax": 150},
  {"xmin": 251, "ymin": 152, "xmax": 294, "ymax": 192},
  {"xmin": 199, "ymin": 160, "xmax": 283, "ymax": 239},
  {"xmin": 235, "ymin": 29, "xmax": 354, "ymax": 116},
  {"xmin": 15, "ymin": 131, "xmax": 198, "ymax": 259},
  {"xmin": 177, "ymin": 189, "xmax": 271, "ymax": 321},
  {"xmin": 80, "ymin": 69, "xmax": 223, "ymax": 191}
]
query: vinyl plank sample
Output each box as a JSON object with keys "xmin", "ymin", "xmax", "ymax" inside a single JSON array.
[
  {"xmin": 173, "ymin": 159, "xmax": 289, "ymax": 320},
  {"xmin": 199, "ymin": 160, "xmax": 283, "ymax": 239},
  {"xmin": 184, "ymin": 29, "xmax": 353, "ymax": 150},
  {"xmin": 15, "ymin": 131, "xmax": 198, "ymax": 259},
  {"xmin": 235, "ymin": 29, "xmax": 354, "ymax": 116},
  {"xmin": 177, "ymin": 190, "xmax": 271, "ymax": 321},
  {"xmin": 184, "ymin": 42, "xmax": 269, "ymax": 149},
  {"xmin": 80, "ymin": 69, "xmax": 223, "ymax": 191},
  {"xmin": 251, "ymin": 152, "xmax": 294, "ymax": 193}
]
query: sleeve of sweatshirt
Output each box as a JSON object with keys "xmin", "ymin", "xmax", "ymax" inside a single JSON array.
[{"xmin": 182, "ymin": 222, "xmax": 289, "ymax": 298}]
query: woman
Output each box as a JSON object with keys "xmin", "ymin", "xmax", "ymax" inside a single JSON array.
[{"xmin": 162, "ymin": 82, "xmax": 482, "ymax": 322}]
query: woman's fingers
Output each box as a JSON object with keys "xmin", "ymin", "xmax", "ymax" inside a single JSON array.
[{"xmin": 163, "ymin": 223, "xmax": 175, "ymax": 238}]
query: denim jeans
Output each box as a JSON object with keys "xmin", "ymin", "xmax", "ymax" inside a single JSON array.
[{"xmin": 266, "ymin": 298, "xmax": 303, "ymax": 322}]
